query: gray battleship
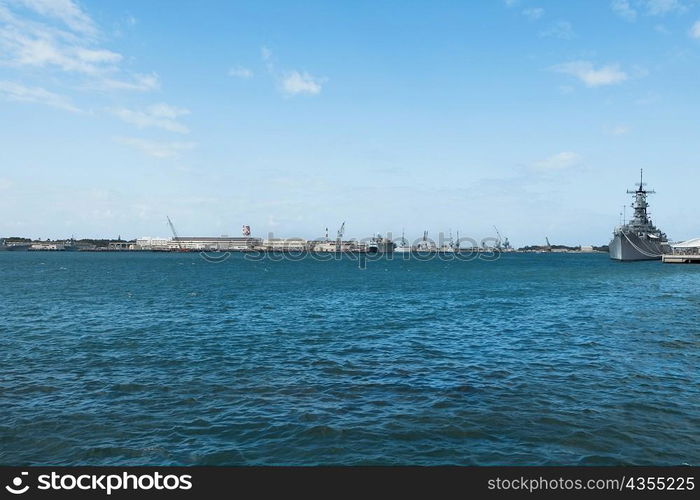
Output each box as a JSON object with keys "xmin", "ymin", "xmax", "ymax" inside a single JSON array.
[{"xmin": 609, "ymin": 170, "xmax": 670, "ymax": 261}]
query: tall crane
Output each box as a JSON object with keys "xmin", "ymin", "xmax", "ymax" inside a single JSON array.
[
  {"xmin": 545, "ymin": 237, "xmax": 552, "ymax": 252},
  {"xmin": 336, "ymin": 221, "xmax": 345, "ymax": 252},
  {"xmin": 494, "ymin": 226, "xmax": 512, "ymax": 251},
  {"xmin": 493, "ymin": 226, "xmax": 503, "ymax": 250},
  {"xmin": 167, "ymin": 216, "xmax": 184, "ymax": 252}
]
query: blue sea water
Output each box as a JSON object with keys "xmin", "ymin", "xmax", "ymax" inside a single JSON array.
[{"xmin": 1, "ymin": 251, "xmax": 699, "ymax": 466}]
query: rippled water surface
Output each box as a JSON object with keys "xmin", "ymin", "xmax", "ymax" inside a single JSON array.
[{"xmin": 1, "ymin": 252, "xmax": 699, "ymax": 465}]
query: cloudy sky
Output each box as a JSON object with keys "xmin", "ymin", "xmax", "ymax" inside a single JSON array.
[{"xmin": 1, "ymin": 0, "xmax": 699, "ymax": 245}]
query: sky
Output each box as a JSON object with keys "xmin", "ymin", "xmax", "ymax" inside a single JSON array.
[{"xmin": 1, "ymin": 0, "xmax": 700, "ymax": 246}]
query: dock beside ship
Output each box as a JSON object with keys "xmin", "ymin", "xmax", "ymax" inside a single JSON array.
[
  {"xmin": 661, "ymin": 238, "xmax": 700, "ymax": 264},
  {"xmin": 662, "ymin": 254, "xmax": 700, "ymax": 264}
]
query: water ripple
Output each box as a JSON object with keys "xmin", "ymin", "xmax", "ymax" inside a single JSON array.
[{"xmin": 1, "ymin": 252, "xmax": 699, "ymax": 465}]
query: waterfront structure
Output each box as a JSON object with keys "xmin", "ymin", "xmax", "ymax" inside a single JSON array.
[
  {"xmin": 609, "ymin": 171, "xmax": 670, "ymax": 261},
  {"xmin": 26, "ymin": 238, "xmax": 82, "ymax": 251},
  {"xmin": 309, "ymin": 240, "xmax": 363, "ymax": 252},
  {"xmin": 262, "ymin": 238, "xmax": 307, "ymax": 251},
  {"xmin": 0, "ymin": 239, "xmax": 31, "ymax": 251},
  {"xmin": 669, "ymin": 238, "xmax": 700, "ymax": 255},
  {"xmin": 29, "ymin": 242, "xmax": 65, "ymax": 251},
  {"xmin": 662, "ymin": 238, "xmax": 700, "ymax": 263},
  {"xmin": 108, "ymin": 241, "xmax": 132, "ymax": 251},
  {"xmin": 135, "ymin": 237, "xmax": 171, "ymax": 251},
  {"xmin": 135, "ymin": 236, "xmax": 261, "ymax": 251}
]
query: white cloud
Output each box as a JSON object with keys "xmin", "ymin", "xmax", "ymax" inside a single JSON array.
[
  {"xmin": 95, "ymin": 73, "xmax": 160, "ymax": 92},
  {"xmin": 110, "ymin": 103, "xmax": 190, "ymax": 134},
  {"xmin": 0, "ymin": 80, "xmax": 81, "ymax": 112},
  {"xmin": 552, "ymin": 60, "xmax": 628, "ymax": 87},
  {"xmin": 115, "ymin": 137, "xmax": 196, "ymax": 159},
  {"xmin": 532, "ymin": 152, "xmax": 581, "ymax": 171},
  {"xmin": 644, "ymin": 0, "xmax": 685, "ymax": 15},
  {"xmin": 503, "ymin": 0, "xmax": 520, "ymax": 7},
  {"xmin": 690, "ymin": 20, "xmax": 700, "ymax": 38},
  {"xmin": 539, "ymin": 21, "xmax": 575, "ymax": 40},
  {"xmin": 13, "ymin": 0, "xmax": 98, "ymax": 36},
  {"xmin": 281, "ymin": 71, "xmax": 324, "ymax": 95},
  {"xmin": 0, "ymin": 4, "xmax": 119, "ymax": 75},
  {"xmin": 1, "ymin": 29, "xmax": 123, "ymax": 75},
  {"xmin": 611, "ymin": 0, "xmax": 637, "ymax": 21},
  {"xmin": 0, "ymin": 1, "xmax": 159, "ymax": 92},
  {"xmin": 523, "ymin": 7, "xmax": 544, "ymax": 20},
  {"xmin": 608, "ymin": 125, "xmax": 630, "ymax": 135},
  {"xmin": 228, "ymin": 66, "xmax": 253, "ymax": 78},
  {"xmin": 261, "ymin": 47, "xmax": 325, "ymax": 97}
]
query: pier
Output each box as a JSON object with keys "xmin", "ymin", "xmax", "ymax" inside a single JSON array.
[
  {"xmin": 662, "ymin": 254, "xmax": 700, "ymax": 264},
  {"xmin": 662, "ymin": 237, "xmax": 700, "ymax": 263}
]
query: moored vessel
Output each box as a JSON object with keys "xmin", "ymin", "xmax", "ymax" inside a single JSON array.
[{"xmin": 609, "ymin": 170, "xmax": 670, "ymax": 261}]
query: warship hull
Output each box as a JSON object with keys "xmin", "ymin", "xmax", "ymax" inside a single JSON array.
[{"xmin": 609, "ymin": 232, "xmax": 667, "ymax": 261}]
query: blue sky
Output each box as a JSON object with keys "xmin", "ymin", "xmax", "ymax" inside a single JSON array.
[{"xmin": 1, "ymin": 0, "xmax": 700, "ymax": 245}]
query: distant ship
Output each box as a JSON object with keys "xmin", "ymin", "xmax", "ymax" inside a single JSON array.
[
  {"xmin": 63, "ymin": 238, "xmax": 80, "ymax": 251},
  {"xmin": 609, "ymin": 170, "xmax": 670, "ymax": 261},
  {"xmin": 394, "ymin": 230, "xmax": 411, "ymax": 253},
  {"xmin": 0, "ymin": 239, "xmax": 30, "ymax": 251},
  {"xmin": 414, "ymin": 231, "xmax": 436, "ymax": 253},
  {"xmin": 367, "ymin": 234, "xmax": 395, "ymax": 253}
]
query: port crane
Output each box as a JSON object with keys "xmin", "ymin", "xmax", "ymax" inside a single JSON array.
[
  {"xmin": 493, "ymin": 226, "xmax": 503, "ymax": 250},
  {"xmin": 167, "ymin": 216, "xmax": 184, "ymax": 252},
  {"xmin": 493, "ymin": 226, "xmax": 512, "ymax": 251},
  {"xmin": 336, "ymin": 222, "xmax": 345, "ymax": 252}
]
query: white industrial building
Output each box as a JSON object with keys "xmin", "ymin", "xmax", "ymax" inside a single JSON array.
[
  {"xmin": 135, "ymin": 236, "xmax": 261, "ymax": 251},
  {"xmin": 262, "ymin": 238, "xmax": 307, "ymax": 251}
]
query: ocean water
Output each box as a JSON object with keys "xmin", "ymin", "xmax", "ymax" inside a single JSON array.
[{"xmin": 1, "ymin": 251, "xmax": 698, "ymax": 466}]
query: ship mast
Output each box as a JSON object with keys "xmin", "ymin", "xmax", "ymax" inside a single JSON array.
[{"xmin": 626, "ymin": 168, "xmax": 654, "ymax": 226}]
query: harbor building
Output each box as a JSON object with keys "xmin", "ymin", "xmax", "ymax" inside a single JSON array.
[
  {"xmin": 135, "ymin": 237, "xmax": 171, "ymax": 251},
  {"xmin": 669, "ymin": 238, "xmax": 700, "ymax": 255},
  {"xmin": 135, "ymin": 236, "xmax": 261, "ymax": 251},
  {"xmin": 176, "ymin": 236, "xmax": 261, "ymax": 251},
  {"xmin": 662, "ymin": 238, "xmax": 700, "ymax": 264},
  {"xmin": 309, "ymin": 240, "xmax": 362, "ymax": 252},
  {"xmin": 262, "ymin": 238, "xmax": 307, "ymax": 251},
  {"xmin": 29, "ymin": 242, "xmax": 63, "ymax": 251}
]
